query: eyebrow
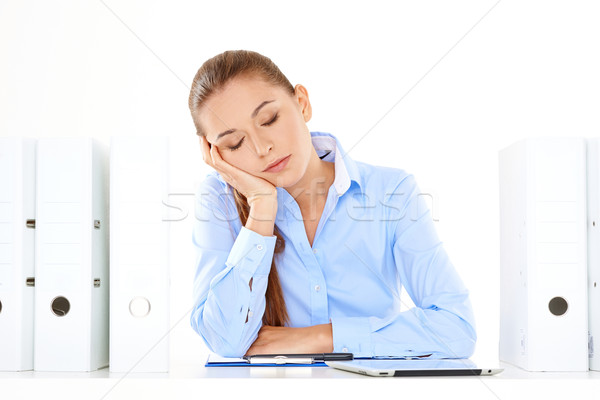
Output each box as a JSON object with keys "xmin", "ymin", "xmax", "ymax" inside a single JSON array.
[{"xmin": 215, "ymin": 100, "xmax": 275, "ymax": 141}]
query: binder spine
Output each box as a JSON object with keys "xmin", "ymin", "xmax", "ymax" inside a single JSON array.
[
  {"xmin": 587, "ymin": 139, "xmax": 600, "ymax": 371},
  {"xmin": 34, "ymin": 137, "xmax": 109, "ymax": 372},
  {"xmin": 529, "ymin": 138, "xmax": 588, "ymax": 371},
  {"xmin": 91, "ymin": 138, "xmax": 109, "ymax": 370},
  {"xmin": 500, "ymin": 138, "xmax": 589, "ymax": 372},
  {"xmin": 0, "ymin": 138, "xmax": 36, "ymax": 371},
  {"xmin": 109, "ymin": 136, "xmax": 170, "ymax": 372},
  {"xmin": 499, "ymin": 139, "xmax": 529, "ymax": 368}
]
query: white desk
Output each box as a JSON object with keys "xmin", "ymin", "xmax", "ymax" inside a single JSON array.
[{"xmin": 2, "ymin": 362, "xmax": 600, "ymax": 400}]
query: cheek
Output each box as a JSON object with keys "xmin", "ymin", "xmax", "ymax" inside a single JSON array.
[
  {"xmin": 220, "ymin": 150, "xmax": 240, "ymax": 166},
  {"xmin": 220, "ymin": 148, "xmax": 257, "ymax": 173}
]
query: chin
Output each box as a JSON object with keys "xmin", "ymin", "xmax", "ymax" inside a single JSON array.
[
  {"xmin": 267, "ymin": 169, "xmax": 300, "ymax": 189},
  {"xmin": 267, "ymin": 152, "xmax": 309, "ymax": 189}
]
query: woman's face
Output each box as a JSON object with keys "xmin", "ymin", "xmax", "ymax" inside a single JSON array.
[{"xmin": 197, "ymin": 74, "xmax": 313, "ymax": 188}]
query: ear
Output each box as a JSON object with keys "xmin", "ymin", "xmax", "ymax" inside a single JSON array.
[{"xmin": 294, "ymin": 84, "xmax": 312, "ymax": 123}]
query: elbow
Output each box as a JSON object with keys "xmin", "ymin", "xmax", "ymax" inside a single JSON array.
[
  {"xmin": 448, "ymin": 318, "xmax": 477, "ymax": 359},
  {"xmin": 201, "ymin": 335, "xmax": 249, "ymax": 358},
  {"xmin": 433, "ymin": 328, "xmax": 476, "ymax": 359},
  {"xmin": 443, "ymin": 298, "xmax": 478, "ymax": 359},
  {"xmin": 463, "ymin": 315, "xmax": 478, "ymax": 357},
  {"xmin": 449, "ymin": 334, "xmax": 476, "ymax": 359},
  {"xmin": 214, "ymin": 344, "xmax": 248, "ymax": 358},
  {"xmin": 189, "ymin": 307, "xmax": 250, "ymax": 358},
  {"xmin": 435, "ymin": 310, "xmax": 477, "ymax": 359},
  {"xmin": 189, "ymin": 307, "xmax": 225, "ymax": 355}
]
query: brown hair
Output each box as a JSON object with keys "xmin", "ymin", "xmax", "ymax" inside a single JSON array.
[{"xmin": 188, "ymin": 50, "xmax": 294, "ymax": 327}]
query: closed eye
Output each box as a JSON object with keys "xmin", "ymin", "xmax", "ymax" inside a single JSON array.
[
  {"xmin": 227, "ymin": 114, "xmax": 278, "ymax": 151},
  {"xmin": 228, "ymin": 137, "xmax": 244, "ymax": 151},
  {"xmin": 262, "ymin": 113, "xmax": 279, "ymax": 127}
]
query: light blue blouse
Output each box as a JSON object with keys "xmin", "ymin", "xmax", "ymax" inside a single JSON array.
[{"xmin": 190, "ymin": 131, "xmax": 476, "ymax": 358}]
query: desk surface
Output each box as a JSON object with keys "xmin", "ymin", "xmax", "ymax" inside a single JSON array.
[
  {"xmin": 2, "ymin": 362, "xmax": 600, "ymax": 400},
  {"xmin": 2, "ymin": 361, "xmax": 600, "ymax": 379}
]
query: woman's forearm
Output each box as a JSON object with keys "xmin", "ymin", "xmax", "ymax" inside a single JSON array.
[
  {"xmin": 245, "ymin": 323, "xmax": 334, "ymax": 355},
  {"xmin": 246, "ymin": 197, "xmax": 277, "ymax": 237},
  {"xmin": 312, "ymin": 323, "xmax": 334, "ymax": 353}
]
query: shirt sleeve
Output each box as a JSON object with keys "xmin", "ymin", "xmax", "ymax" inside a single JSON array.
[
  {"xmin": 189, "ymin": 175, "xmax": 277, "ymax": 357},
  {"xmin": 330, "ymin": 174, "xmax": 477, "ymax": 358}
]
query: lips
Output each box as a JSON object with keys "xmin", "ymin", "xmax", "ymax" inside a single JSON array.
[{"xmin": 262, "ymin": 154, "xmax": 291, "ymax": 173}]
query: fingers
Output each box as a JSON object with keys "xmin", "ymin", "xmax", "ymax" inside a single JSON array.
[
  {"xmin": 200, "ymin": 136, "xmax": 228, "ymax": 175},
  {"xmin": 203, "ymin": 138, "xmax": 238, "ymax": 187},
  {"xmin": 199, "ymin": 136, "xmax": 212, "ymax": 166},
  {"xmin": 209, "ymin": 141, "xmax": 222, "ymax": 165},
  {"xmin": 209, "ymin": 142, "xmax": 231, "ymax": 176}
]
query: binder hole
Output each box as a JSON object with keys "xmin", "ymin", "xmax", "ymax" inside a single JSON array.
[
  {"xmin": 0, "ymin": 300, "xmax": 2, "ymax": 314},
  {"xmin": 548, "ymin": 296, "xmax": 568, "ymax": 316},
  {"xmin": 129, "ymin": 297, "xmax": 151, "ymax": 318},
  {"xmin": 594, "ymin": 221, "xmax": 597, "ymax": 227},
  {"xmin": 51, "ymin": 296, "xmax": 70, "ymax": 317}
]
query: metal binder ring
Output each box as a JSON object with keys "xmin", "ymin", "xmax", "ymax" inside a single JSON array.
[{"xmin": 51, "ymin": 296, "xmax": 70, "ymax": 317}]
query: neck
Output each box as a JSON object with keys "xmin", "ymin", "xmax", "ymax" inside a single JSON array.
[{"xmin": 284, "ymin": 148, "xmax": 335, "ymax": 214}]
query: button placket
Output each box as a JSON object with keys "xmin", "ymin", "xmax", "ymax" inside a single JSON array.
[
  {"xmin": 285, "ymin": 199, "xmax": 330, "ymax": 325},
  {"xmin": 307, "ymin": 256, "xmax": 328, "ymax": 324}
]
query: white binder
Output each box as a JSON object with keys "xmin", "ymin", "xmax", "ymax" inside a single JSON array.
[
  {"xmin": 34, "ymin": 137, "xmax": 109, "ymax": 371},
  {"xmin": 109, "ymin": 136, "xmax": 170, "ymax": 372},
  {"xmin": 587, "ymin": 138, "xmax": 600, "ymax": 371},
  {"xmin": 0, "ymin": 138, "xmax": 36, "ymax": 371},
  {"xmin": 499, "ymin": 137, "xmax": 589, "ymax": 371}
]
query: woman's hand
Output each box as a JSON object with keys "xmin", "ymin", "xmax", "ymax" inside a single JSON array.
[
  {"xmin": 245, "ymin": 324, "xmax": 334, "ymax": 356},
  {"xmin": 200, "ymin": 136, "xmax": 277, "ymax": 207}
]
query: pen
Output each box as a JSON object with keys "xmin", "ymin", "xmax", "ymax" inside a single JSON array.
[{"xmin": 244, "ymin": 353, "xmax": 354, "ymax": 365}]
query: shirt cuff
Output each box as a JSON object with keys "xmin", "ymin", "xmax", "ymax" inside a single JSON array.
[
  {"xmin": 331, "ymin": 316, "xmax": 373, "ymax": 358},
  {"xmin": 225, "ymin": 226, "xmax": 277, "ymax": 277}
]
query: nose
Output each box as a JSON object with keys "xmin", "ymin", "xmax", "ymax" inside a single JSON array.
[{"xmin": 249, "ymin": 133, "xmax": 273, "ymax": 157}]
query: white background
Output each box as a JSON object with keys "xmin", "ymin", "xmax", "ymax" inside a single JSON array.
[{"xmin": 1, "ymin": 0, "xmax": 599, "ymax": 397}]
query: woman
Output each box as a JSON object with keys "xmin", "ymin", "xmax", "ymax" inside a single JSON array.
[{"xmin": 188, "ymin": 50, "xmax": 476, "ymax": 358}]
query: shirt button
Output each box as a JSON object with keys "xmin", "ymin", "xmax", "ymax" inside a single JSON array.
[
  {"xmin": 248, "ymin": 310, "xmax": 254, "ymax": 318},
  {"xmin": 314, "ymin": 285, "xmax": 321, "ymax": 292},
  {"xmin": 342, "ymin": 347, "xmax": 349, "ymax": 353},
  {"xmin": 313, "ymin": 248, "xmax": 317, "ymax": 254},
  {"xmin": 256, "ymin": 244, "xmax": 263, "ymax": 251}
]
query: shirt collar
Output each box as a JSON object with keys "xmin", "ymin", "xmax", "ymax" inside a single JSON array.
[{"xmin": 310, "ymin": 131, "xmax": 363, "ymax": 196}]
